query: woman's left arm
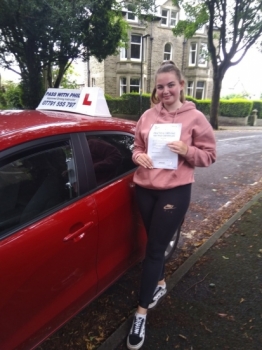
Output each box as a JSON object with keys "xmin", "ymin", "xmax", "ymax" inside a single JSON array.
[{"xmin": 184, "ymin": 124, "xmax": 216, "ymax": 167}]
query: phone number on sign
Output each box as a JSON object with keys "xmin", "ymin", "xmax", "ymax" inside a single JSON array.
[{"xmin": 42, "ymin": 100, "xmax": 76, "ymax": 108}]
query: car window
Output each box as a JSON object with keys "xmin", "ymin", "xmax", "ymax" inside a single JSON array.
[
  {"xmin": 0, "ymin": 141, "xmax": 78, "ymax": 238},
  {"xmin": 86, "ymin": 133, "xmax": 137, "ymax": 186}
]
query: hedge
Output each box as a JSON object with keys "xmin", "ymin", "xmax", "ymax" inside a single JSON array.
[
  {"xmin": 106, "ymin": 94, "xmax": 258, "ymax": 119},
  {"xmin": 219, "ymin": 99, "xmax": 253, "ymax": 118},
  {"xmin": 106, "ymin": 93, "xmax": 150, "ymax": 116},
  {"xmin": 252, "ymin": 100, "xmax": 262, "ymax": 119}
]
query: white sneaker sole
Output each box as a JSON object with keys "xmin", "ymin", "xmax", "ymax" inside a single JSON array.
[
  {"xmin": 127, "ymin": 336, "xmax": 145, "ymax": 350},
  {"xmin": 148, "ymin": 288, "xmax": 167, "ymax": 309}
]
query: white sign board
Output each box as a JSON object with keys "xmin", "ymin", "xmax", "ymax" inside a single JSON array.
[{"xmin": 36, "ymin": 87, "xmax": 111, "ymax": 117}]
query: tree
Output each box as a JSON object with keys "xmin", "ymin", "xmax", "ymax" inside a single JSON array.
[
  {"xmin": 0, "ymin": 0, "xmax": 127, "ymax": 108},
  {"xmin": 0, "ymin": 81, "xmax": 23, "ymax": 109},
  {"xmin": 221, "ymin": 92, "xmax": 250, "ymax": 100},
  {"xmin": 173, "ymin": 0, "xmax": 262, "ymax": 129}
]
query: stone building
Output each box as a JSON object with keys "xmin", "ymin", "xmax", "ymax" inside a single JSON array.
[{"xmin": 84, "ymin": 0, "xmax": 213, "ymax": 100}]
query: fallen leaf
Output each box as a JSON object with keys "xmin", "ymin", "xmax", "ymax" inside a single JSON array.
[
  {"xmin": 200, "ymin": 322, "xmax": 212, "ymax": 333},
  {"xmin": 178, "ymin": 334, "xmax": 187, "ymax": 340},
  {"xmin": 227, "ymin": 315, "xmax": 235, "ymax": 321},
  {"xmin": 240, "ymin": 298, "xmax": 245, "ymax": 303},
  {"xmin": 218, "ymin": 313, "xmax": 227, "ymax": 318},
  {"xmin": 222, "ymin": 256, "xmax": 229, "ymax": 259}
]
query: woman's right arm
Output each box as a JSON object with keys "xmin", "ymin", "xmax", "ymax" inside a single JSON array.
[{"xmin": 132, "ymin": 117, "xmax": 153, "ymax": 169}]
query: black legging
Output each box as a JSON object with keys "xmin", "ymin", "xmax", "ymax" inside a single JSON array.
[{"xmin": 136, "ymin": 184, "xmax": 191, "ymax": 309}]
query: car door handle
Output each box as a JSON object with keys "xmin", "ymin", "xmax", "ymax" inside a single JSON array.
[{"xmin": 63, "ymin": 222, "xmax": 94, "ymax": 242}]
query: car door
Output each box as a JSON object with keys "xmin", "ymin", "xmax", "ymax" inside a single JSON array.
[
  {"xmin": 84, "ymin": 132, "xmax": 146, "ymax": 293},
  {"xmin": 0, "ymin": 134, "xmax": 99, "ymax": 350}
]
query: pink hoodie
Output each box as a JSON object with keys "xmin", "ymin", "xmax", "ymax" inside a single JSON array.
[{"xmin": 132, "ymin": 101, "xmax": 216, "ymax": 190}]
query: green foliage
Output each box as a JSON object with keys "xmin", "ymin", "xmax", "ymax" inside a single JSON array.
[
  {"xmin": 252, "ymin": 100, "xmax": 262, "ymax": 119},
  {"xmin": 219, "ymin": 99, "xmax": 253, "ymax": 118},
  {"xmin": 172, "ymin": 0, "xmax": 262, "ymax": 129},
  {"xmin": 221, "ymin": 93, "xmax": 251, "ymax": 100},
  {"xmin": 106, "ymin": 94, "xmax": 255, "ymax": 120},
  {"xmin": 106, "ymin": 93, "xmax": 150, "ymax": 118},
  {"xmin": 195, "ymin": 100, "xmax": 211, "ymax": 116},
  {"xmin": 0, "ymin": 81, "xmax": 23, "ymax": 109},
  {"xmin": 172, "ymin": 3, "xmax": 208, "ymax": 39},
  {"xmin": 52, "ymin": 66, "xmax": 79, "ymax": 89},
  {"xmin": 0, "ymin": 0, "xmax": 130, "ymax": 108}
]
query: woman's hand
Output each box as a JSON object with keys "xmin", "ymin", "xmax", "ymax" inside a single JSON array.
[
  {"xmin": 167, "ymin": 141, "xmax": 188, "ymax": 156},
  {"xmin": 136, "ymin": 153, "xmax": 153, "ymax": 169}
]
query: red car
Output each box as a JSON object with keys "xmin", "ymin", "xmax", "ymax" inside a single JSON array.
[{"xmin": 0, "ymin": 109, "xmax": 180, "ymax": 350}]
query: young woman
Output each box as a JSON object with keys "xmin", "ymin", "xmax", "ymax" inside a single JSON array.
[{"xmin": 127, "ymin": 61, "xmax": 216, "ymax": 350}]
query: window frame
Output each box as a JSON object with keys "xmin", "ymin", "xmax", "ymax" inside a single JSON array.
[
  {"xmin": 0, "ymin": 133, "xmax": 92, "ymax": 240},
  {"xmin": 130, "ymin": 34, "xmax": 142, "ymax": 61},
  {"xmin": 83, "ymin": 131, "xmax": 137, "ymax": 190},
  {"xmin": 170, "ymin": 10, "xmax": 177, "ymax": 27},
  {"xmin": 187, "ymin": 81, "xmax": 194, "ymax": 97},
  {"xmin": 130, "ymin": 78, "xmax": 140, "ymax": 93},
  {"xmin": 120, "ymin": 46, "xmax": 127, "ymax": 61},
  {"xmin": 195, "ymin": 81, "xmax": 205, "ymax": 99},
  {"xmin": 126, "ymin": 4, "xmax": 138, "ymax": 22},
  {"xmin": 120, "ymin": 77, "xmax": 127, "ymax": 96},
  {"xmin": 198, "ymin": 43, "xmax": 208, "ymax": 67},
  {"xmin": 161, "ymin": 9, "xmax": 168, "ymax": 26},
  {"xmin": 189, "ymin": 42, "xmax": 197, "ymax": 66},
  {"xmin": 164, "ymin": 43, "xmax": 172, "ymax": 61}
]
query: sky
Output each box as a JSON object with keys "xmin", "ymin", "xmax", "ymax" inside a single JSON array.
[
  {"xmin": 1, "ymin": 47, "xmax": 262, "ymax": 100},
  {"xmin": 221, "ymin": 46, "xmax": 262, "ymax": 99}
]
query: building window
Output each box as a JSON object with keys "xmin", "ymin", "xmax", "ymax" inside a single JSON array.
[
  {"xmin": 130, "ymin": 78, "xmax": 140, "ymax": 93},
  {"xmin": 198, "ymin": 43, "xmax": 208, "ymax": 67},
  {"xmin": 120, "ymin": 78, "xmax": 127, "ymax": 96},
  {"xmin": 170, "ymin": 11, "xmax": 178, "ymax": 27},
  {"xmin": 189, "ymin": 43, "xmax": 197, "ymax": 66},
  {"xmin": 161, "ymin": 9, "xmax": 178, "ymax": 27},
  {"xmin": 120, "ymin": 46, "xmax": 127, "ymax": 60},
  {"xmin": 131, "ymin": 35, "xmax": 142, "ymax": 60},
  {"xmin": 187, "ymin": 81, "xmax": 194, "ymax": 96},
  {"xmin": 91, "ymin": 78, "xmax": 96, "ymax": 87},
  {"xmin": 119, "ymin": 77, "xmax": 140, "ymax": 95},
  {"xmin": 195, "ymin": 81, "xmax": 205, "ymax": 99},
  {"xmin": 126, "ymin": 4, "xmax": 137, "ymax": 22},
  {"xmin": 164, "ymin": 43, "xmax": 172, "ymax": 61},
  {"xmin": 161, "ymin": 9, "xmax": 168, "ymax": 26}
]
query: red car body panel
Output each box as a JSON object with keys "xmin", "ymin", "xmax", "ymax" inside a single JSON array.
[
  {"xmin": 0, "ymin": 109, "xmax": 146, "ymax": 350},
  {"xmin": 0, "ymin": 110, "xmax": 136, "ymax": 150}
]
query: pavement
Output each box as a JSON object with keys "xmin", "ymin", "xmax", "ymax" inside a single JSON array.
[
  {"xmin": 218, "ymin": 125, "xmax": 262, "ymax": 131},
  {"xmin": 98, "ymin": 191, "xmax": 262, "ymax": 350}
]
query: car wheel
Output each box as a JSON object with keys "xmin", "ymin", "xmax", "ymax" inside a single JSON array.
[{"xmin": 164, "ymin": 224, "xmax": 181, "ymax": 261}]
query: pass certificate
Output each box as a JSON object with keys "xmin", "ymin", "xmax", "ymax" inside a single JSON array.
[{"xmin": 147, "ymin": 123, "xmax": 182, "ymax": 169}]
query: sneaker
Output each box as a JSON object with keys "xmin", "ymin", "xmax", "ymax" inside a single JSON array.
[
  {"xmin": 148, "ymin": 284, "xmax": 167, "ymax": 309},
  {"xmin": 127, "ymin": 313, "xmax": 146, "ymax": 350}
]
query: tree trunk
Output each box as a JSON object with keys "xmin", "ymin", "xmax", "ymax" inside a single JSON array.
[
  {"xmin": 54, "ymin": 60, "xmax": 69, "ymax": 88},
  {"xmin": 210, "ymin": 74, "xmax": 223, "ymax": 130},
  {"xmin": 20, "ymin": 73, "xmax": 44, "ymax": 109}
]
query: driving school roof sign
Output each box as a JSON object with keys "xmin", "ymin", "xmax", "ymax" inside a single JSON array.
[{"xmin": 36, "ymin": 87, "xmax": 111, "ymax": 117}]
